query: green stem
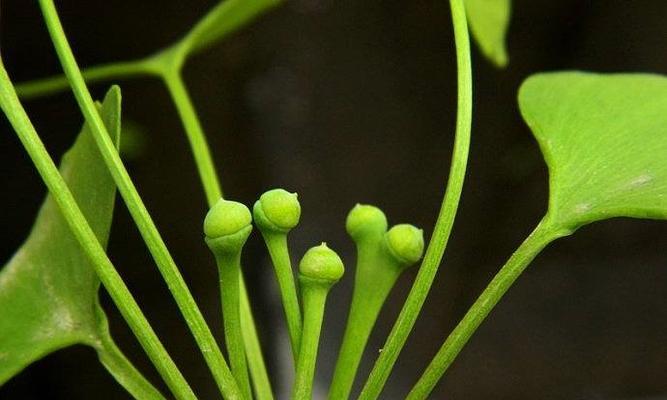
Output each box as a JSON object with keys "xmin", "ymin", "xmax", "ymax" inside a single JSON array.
[
  {"xmin": 0, "ymin": 59, "xmax": 195, "ymax": 400},
  {"xmin": 215, "ymin": 252, "xmax": 252, "ymax": 400},
  {"xmin": 240, "ymin": 276, "xmax": 275, "ymax": 400},
  {"xmin": 260, "ymin": 232, "xmax": 302, "ymax": 362},
  {"xmin": 357, "ymin": 0, "xmax": 473, "ymax": 398},
  {"xmin": 406, "ymin": 219, "xmax": 568, "ymax": 399},
  {"xmin": 328, "ymin": 242, "xmax": 402, "ymax": 400},
  {"xmin": 38, "ymin": 1, "xmax": 243, "ymax": 398},
  {"xmin": 15, "ymin": 59, "xmax": 153, "ymax": 99},
  {"xmin": 96, "ymin": 331, "xmax": 167, "ymax": 400},
  {"xmin": 292, "ymin": 283, "xmax": 328, "ymax": 400},
  {"xmin": 15, "ymin": 0, "xmax": 284, "ymax": 101},
  {"xmin": 163, "ymin": 71, "xmax": 223, "ymax": 204}
]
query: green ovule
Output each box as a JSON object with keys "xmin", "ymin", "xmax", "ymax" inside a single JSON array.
[
  {"xmin": 254, "ymin": 188, "xmax": 301, "ymax": 232},
  {"xmin": 293, "ymin": 244, "xmax": 344, "ymax": 400},
  {"xmin": 254, "ymin": 189, "xmax": 303, "ymax": 362},
  {"xmin": 385, "ymin": 224, "xmax": 425, "ymax": 265},
  {"xmin": 346, "ymin": 203, "xmax": 389, "ymax": 240},
  {"xmin": 519, "ymin": 72, "xmax": 667, "ymax": 229},
  {"xmin": 329, "ymin": 205, "xmax": 424, "ymax": 400},
  {"xmin": 204, "ymin": 199, "xmax": 253, "ymax": 400}
]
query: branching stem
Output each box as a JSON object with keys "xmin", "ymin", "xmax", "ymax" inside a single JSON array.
[
  {"xmin": 96, "ymin": 331, "xmax": 168, "ymax": 400},
  {"xmin": 406, "ymin": 219, "xmax": 568, "ymax": 399},
  {"xmin": 16, "ymin": 59, "xmax": 154, "ymax": 99}
]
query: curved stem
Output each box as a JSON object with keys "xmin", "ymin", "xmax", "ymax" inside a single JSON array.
[
  {"xmin": 16, "ymin": 59, "xmax": 154, "ymax": 99},
  {"xmin": 406, "ymin": 219, "xmax": 568, "ymax": 399},
  {"xmin": 38, "ymin": 1, "xmax": 243, "ymax": 398},
  {"xmin": 96, "ymin": 331, "xmax": 167, "ymax": 400},
  {"xmin": 0, "ymin": 60, "xmax": 195, "ymax": 400},
  {"xmin": 357, "ymin": 0, "xmax": 473, "ymax": 398},
  {"xmin": 163, "ymin": 71, "xmax": 223, "ymax": 203},
  {"xmin": 19, "ymin": 1, "xmax": 275, "ymax": 395}
]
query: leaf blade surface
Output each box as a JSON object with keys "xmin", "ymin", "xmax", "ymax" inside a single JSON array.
[
  {"xmin": 0, "ymin": 88, "xmax": 120, "ymax": 383},
  {"xmin": 519, "ymin": 72, "xmax": 667, "ymax": 230}
]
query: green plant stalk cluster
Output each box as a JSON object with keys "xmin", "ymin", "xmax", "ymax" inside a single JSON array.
[
  {"xmin": 10, "ymin": 0, "xmax": 662, "ymax": 398},
  {"xmin": 7, "ymin": 0, "xmax": 475, "ymax": 397},
  {"xmin": 21, "ymin": 1, "xmax": 279, "ymax": 394},
  {"xmin": 19, "ymin": 1, "xmax": 285, "ymax": 397},
  {"xmin": 0, "ymin": 60, "xmax": 195, "ymax": 400},
  {"xmin": 38, "ymin": 0, "xmax": 243, "ymax": 397},
  {"xmin": 13, "ymin": 0, "xmax": 474, "ymax": 397}
]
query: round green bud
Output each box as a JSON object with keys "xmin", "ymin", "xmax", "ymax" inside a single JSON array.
[
  {"xmin": 299, "ymin": 243, "xmax": 345, "ymax": 284},
  {"xmin": 345, "ymin": 204, "xmax": 388, "ymax": 241},
  {"xmin": 253, "ymin": 188, "xmax": 301, "ymax": 233},
  {"xmin": 204, "ymin": 198, "xmax": 252, "ymax": 239},
  {"xmin": 385, "ymin": 224, "xmax": 425, "ymax": 266},
  {"xmin": 204, "ymin": 199, "xmax": 253, "ymax": 256}
]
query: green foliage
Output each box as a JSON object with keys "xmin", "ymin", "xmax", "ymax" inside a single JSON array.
[
  {"xmin": 519, "ymin": 72, "xmax": 667, "ymax": 230},
  {"xmin": 0, "ymin": 90, "xmax": 120, "ymax": 382},
  {"xmin": 5, "ymin": 0, "xmax": 667, "ymax": 399},
  {"xmin": 465, "ymin": 0, "xmax": 510, "ymax": 67},
  {"xmin": 181, "ymin": 0, "xmax": 282, "ymax": 55},
  {"xmin": 406, "ymin": 71, "xmax": 667, "ymax": 400}
]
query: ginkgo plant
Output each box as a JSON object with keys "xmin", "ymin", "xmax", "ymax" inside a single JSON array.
[{"xmin": 1, "ymin": 0, "xmax": 665, "ymax": 399}]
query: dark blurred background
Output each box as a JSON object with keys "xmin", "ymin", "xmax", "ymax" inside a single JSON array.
[{"xmin": 2, "ymin": 0, "xmax": 667, "ymax": 399}]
